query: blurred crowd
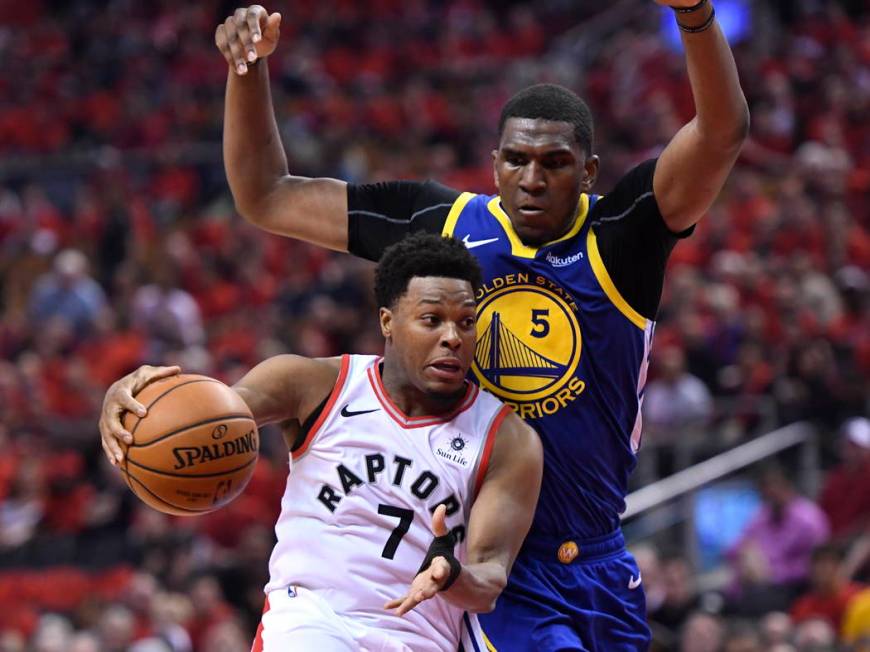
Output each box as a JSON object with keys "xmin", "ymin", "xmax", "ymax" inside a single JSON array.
[{"xmin": 0, "ymin": 0, "xmax": 867, "ymax": 650}]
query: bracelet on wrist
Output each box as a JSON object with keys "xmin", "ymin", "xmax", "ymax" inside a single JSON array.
[
  {"xmin": 677, "ymin": 6, "xmax": 716, "ymax": 33},
  {"xmin": 671, "ymin": 0, "xmax": 708, "ymax": 13}
]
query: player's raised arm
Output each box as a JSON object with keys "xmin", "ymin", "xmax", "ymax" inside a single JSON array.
[
  {"xmin": 216, "ymin": 5, "xmax": 349, "ymax": 251},
  {"xmin": 387, "ymin": 411, "xmax": 543, "ymax": 615},
  {"xmin": 652, "ymin": 0, "xmax": 750, "ymax": 232}
]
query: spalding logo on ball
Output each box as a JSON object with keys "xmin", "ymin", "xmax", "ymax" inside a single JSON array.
[{"xmin": 120, "ymin": 374, "xmax": 259, "ymax": 516}]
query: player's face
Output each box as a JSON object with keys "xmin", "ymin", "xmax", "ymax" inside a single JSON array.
[
  {"xmin": 381, "ymin": 277, "xmax": 477, "ymax": 398},
  {"xmin": 493, "ymin": 118, "xmax": 598, "ymax": 246}
]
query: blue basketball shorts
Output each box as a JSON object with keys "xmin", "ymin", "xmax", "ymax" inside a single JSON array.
[{"xmin": 478, "ymin": 530, "xmax": 650, "ymax": 651}]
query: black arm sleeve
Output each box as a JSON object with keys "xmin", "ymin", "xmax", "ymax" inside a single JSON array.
[
  {"xmin": 347, "ymin": 180, "xmax": 462, "ymax": 262},
  {"xmin": 591, "ymin": 159, "xmax": 693, "ymax": 320}
]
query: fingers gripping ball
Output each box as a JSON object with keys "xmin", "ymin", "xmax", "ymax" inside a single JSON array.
[{"xmin": 120, "ymin": 375, "xmax": 258, "ymax": 516}]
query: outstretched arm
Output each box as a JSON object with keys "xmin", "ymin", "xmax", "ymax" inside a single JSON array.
[
  {"xmin": 216, "ymin": 5, "xmax": 349, "ymax": 251},
  {"xmin": 386, "ymin": 410, "xmax": 543, "ymax": 614},
  {"xmin": 652, "ymin": 0, "xmax": 750, "ymax": 232}
]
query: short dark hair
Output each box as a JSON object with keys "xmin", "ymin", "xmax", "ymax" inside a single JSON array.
[
  {"xmin": 498, "ymin": 83, "xmax": 594, "ymax": 154},
  {"xmin": 374, "ymin": 233, "xmax": 482, "ymax": 309}
]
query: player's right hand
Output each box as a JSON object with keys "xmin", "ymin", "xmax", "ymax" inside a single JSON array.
[
  {"xmin": 215, "ymin": 5, "xmax": 282, "ymax": 76},
  {"xmin": 98, "ymin": 365, "xmax": 181, "ymax": 466}
]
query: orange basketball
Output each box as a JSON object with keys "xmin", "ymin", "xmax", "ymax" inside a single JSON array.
[{"xmin": 119, "ymin": 374, "xmax": 259, "ymax": 516}]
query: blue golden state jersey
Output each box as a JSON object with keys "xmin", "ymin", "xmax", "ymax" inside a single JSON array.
[{"xmin": 443, "ymin": 192, "xmax": 653, "ymax": 540}]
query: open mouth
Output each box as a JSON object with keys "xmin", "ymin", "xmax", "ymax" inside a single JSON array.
[
  {"xmin": 429, "ymin": 359, "xmax": 464, "ymax": 379},
  {"xmin": 518, "ymin": 205, "xmax": 545, "ymax": 217}
]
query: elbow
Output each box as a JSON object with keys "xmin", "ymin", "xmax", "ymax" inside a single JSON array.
[
  {"xmin": 733, "ymin": 99, "xmax": 751, "ymax": 145},
  {"xmin": 701, "ymin": 99, "xmax": 750, "ymax": 153},
  {"xmin": 233, "ymin": 195, "xmax": 286, "ymax": 235},
  {"xmin": 233, "ymin": 197, "xmax": 268, "ymax": 227}
]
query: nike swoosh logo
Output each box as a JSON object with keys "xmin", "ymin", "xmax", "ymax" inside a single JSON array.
[
  {"xmin": 628, "ymin": 573, "xmax": 642, "ymax": 590},
  {"xmin": 461, "ymin": 235, "xmax": 499, "ymax": 249},
  {"xmin": 340, "ymin": 404, "xmax": 379, "ymax": 418}
]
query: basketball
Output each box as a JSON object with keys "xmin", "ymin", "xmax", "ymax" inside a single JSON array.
[{"xmin": 119, "ymin": 374, "xmax": 259, "ymax": 516}]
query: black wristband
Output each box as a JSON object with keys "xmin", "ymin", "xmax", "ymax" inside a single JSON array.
[
  {"xmin": 671, "ymin": 0, "xmax": 708, "ymax": 13},
  {"xmin": 418, "ymin": 531, "xmax": 462, "ymax": 591},
  {"xmin": 677, "ymin": 6, "xmax": 716, "ymax": 33}
]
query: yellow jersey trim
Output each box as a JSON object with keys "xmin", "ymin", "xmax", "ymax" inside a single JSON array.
[
  {"xmin": 485, "ymin": 194, "xmax": 591, "ymax": 259},
  {"xmin": 441, "ymin": 192, "xmax": 477, "ymax": 237},
  {"xmin": 587, "ymin": 227, "xmax": 648, "ymax": 330},
  {"xmin": 484, "ymin": 632, "xmax": 497, "ymax": 651}
]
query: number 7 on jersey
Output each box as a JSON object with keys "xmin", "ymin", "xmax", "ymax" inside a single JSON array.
[{"xmin": 378, "ymin": 504, "xmax": 414, "ymax": 559}]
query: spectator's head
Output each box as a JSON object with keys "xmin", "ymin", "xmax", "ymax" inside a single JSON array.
[
  {"xmin": 657, "ymin": 346, "xmax": 687, "ymax": 383},
  {"xmin": 680, "ymin": 612, "xmax": 723, "ymax": 652},
  {"xmin": 30, "ymin": 614, "xmax": 72, "ymax": 652},
  {"xmin": 124, "ymin": 571, "xmax": 159, "ymax": 616},
  {"xmin": 760, "ymin": 612, "xmax": 794, "ymax": 646},
  {"xmin": 201, "ymin": 619, "xmax": 251, "ymax": 652},
  {"xmin": 758, "ymin": 464, "xmax": 795, "ymax": 511},
  {"xmin": 187, "ymin": 573, "xmax": 226, "ymax": 618},
  {"xmin": 127, "ymin": 640, "xmax": 171, "ymax": 652},
  {"xmin": 0, "ymin": 630, "xmax": 24, "ymax": 652},
  {"xmin": 150, "ymin": 591, "xmax": 192, "ymax": 630},
  {"xmin": 68, "ymin": 632, "xmax": 100, "ymax": 652},
  {"xmin": 96, "ymin": 605, "xmax": 135, "ymax": 652},
  {"xmin": 839, "ymin": 417, "xmax": 870, "ymax": 468},
  {"xmin": 793, "ymin": 617, "xmax": 836, "ymax": 652},
  {"xmin": 835, "ymin": 265, "xmax": 868, "ymax": 314},
  {"xmin": 808, "ymin": 544, "xmax": 845, "ymax": 594},
  {"xmin": 722, "ymin": 620, "xmax": 763, "ymax": 652},
  {"xmin": 52, "ymin": 249, "xmax": 88, "ymax": 286},
  {"xmin": 662, "ymin": 554, "xmax": 695, "ymax": 607}
]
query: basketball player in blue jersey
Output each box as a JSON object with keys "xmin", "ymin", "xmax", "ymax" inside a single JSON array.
[{"xmin": 215, "ymin": 2, "xmax": 748, "ymax": 649}]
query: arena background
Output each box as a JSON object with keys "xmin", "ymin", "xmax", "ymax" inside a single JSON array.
[{"xmin": 0, "ymin": 1, "xmax": 867, "ymax": 650}]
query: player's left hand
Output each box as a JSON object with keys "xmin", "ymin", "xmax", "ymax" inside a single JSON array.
[{"xmin": 384, "ymin": 504, "xmax": 456, "ymax": 616}]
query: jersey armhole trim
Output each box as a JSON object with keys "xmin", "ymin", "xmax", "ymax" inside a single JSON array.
[
  {"xmin": 472, "ymin": 404, "xmax": 512, "ymax": 499},
  {"xmin": 586, "ymin": 227, "xmax": 648, "ymax": 330},
  {"xmin": 441, "ymin": 192, "xmax": 477, "ymax": 237},
  {"xmin": 291, "ymin": 354, "xmax": 351, "ymax": 460}
]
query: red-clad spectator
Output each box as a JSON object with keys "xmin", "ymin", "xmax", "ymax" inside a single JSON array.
[
  {"xmin": 791, "ymin": 544, "xmax": 865, "ymax": 631},
  {"xmin": 819, "ymin": 418, "xmax": 870, "ymax": 540}
]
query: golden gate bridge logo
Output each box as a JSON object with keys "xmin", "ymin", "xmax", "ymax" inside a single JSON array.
[
  {"xmin": 472, "ymin": 285, "xmax": 581, "ymax": 403},
  {"xmin": 476, "ymin": 312, "xmax": 567, "ymax": 384}
]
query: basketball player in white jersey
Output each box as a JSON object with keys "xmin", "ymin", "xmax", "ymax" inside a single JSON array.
[{"xmin": 99, "ymin": 233, "xmax": 543, "ymax": 652}]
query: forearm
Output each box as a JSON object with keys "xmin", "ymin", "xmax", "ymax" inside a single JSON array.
[
  {"xmin": 678, "ymin": 2, "xmax": 749, "ymax": 147},
  {"xmin": 441, "ymin": 560, "xmax": 507, "ymax": 613},
  {"xmin": 223, "ymin": 59, "xmax": 289, "ymax": 218}
]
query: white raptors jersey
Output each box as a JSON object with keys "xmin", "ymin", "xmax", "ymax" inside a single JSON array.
[{"xmin": 265, "ymin": 354, "xmax": 510, "ymax": 651}]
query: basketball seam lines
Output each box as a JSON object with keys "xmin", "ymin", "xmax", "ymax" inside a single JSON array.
[
  {"xmin": 125, "ymin": 456, "xmax": 257, "ymax": 478},
  {"xmin": 129, "ymin": 378, "xmax": 224, "ymax": 438},
  {"xmin": 119, "ymin": 468, "xmax": 218, "ymax": 514},
  {"xmin": 129, "ymin": 414, "xmax": 254, "ymax": 448}
]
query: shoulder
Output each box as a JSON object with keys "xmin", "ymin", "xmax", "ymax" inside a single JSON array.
[
  {"xmin": 489, "ymin": 410, "xmax": 543, "ymax": 472},
  {"xmin": 589, "ymin": 159, "xmax": 659, "ymax": 222}
]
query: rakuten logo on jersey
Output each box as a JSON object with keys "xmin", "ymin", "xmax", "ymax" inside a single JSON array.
[{"xmin": 545, "ymin": 251, "xmax": 583, "ymax": 268}]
